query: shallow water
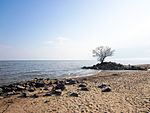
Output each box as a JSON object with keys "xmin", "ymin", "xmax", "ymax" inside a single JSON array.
[{"xmin": 0, "ymin": 60, "xmax": 98, "ymax": 86}]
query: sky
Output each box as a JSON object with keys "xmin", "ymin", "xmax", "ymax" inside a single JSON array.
[{"xmin": 0, "ymin": 0, "xmax": 150, "ymax": 63}]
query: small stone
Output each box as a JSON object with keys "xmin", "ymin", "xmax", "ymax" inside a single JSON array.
[
  {"xmin": 79, "ymin": 87, "xmax": 89, "ymax": 91},
  {"xmin": 101, "ymin": 87, "xmax": 111, "ymax": 92},
  {"xmin": 27, "ymin": 87, "xmax": 35, "ymax": 92},
  {"xmin": 78, "ymin": 84, "xmax": 87, "ymax": 88},
  {"xmin": 98, "ymin": 84, "xmax": 107, "ymax": 89},
  {"xmin": 54, "ymin": 83, "xmax": 65, "ymax": 91},
  {"xmin": 65, "ymin": 79, "xmax": 77, "ymax": 85},
  {"xmin": 16, "ymin": 85, "xmax": 26, "ymax": 91},
  {"xmin": 69, "ymin": 92, "xmax": 78, "ymax": 97},
  {"xmin": 2, "ymin": 86, "xmax": 13, "ymax": 92},
  {"xmin": 30, "ymin": 94, "xmax": 38, "ymax": 98},
  {"xmin": 44, "ymin": 100, "xmax": 49, "ymax": 103},
  {"xmin": 0, "ymin": 96, "xmax": 4, "ymax": 99},
  {"xmin": 0, "ymin": 88, "xmax": 3, "ymax": 95},
  {"xmin": 7, "ymin": 91, "xmax": 15, "ymax": 95},
  {"xmin": 43, "ymin": 86, "xmax": 48, "ymax": 90},
  {"xmin": 51, "ymin": 89, "xmax": 62, "ymax": 96},
  {"xmin": 52, "ymin": 79, "xmax": 59, "ymax": 84},
  {"xmin": 19, "ymin": 92, "xmax": 27, "ymax": 98},
  {"xmin": 34, "ymin": 82, "xmax": 45, "ymax": 88},
  {"xmin": 44, "ymin": 92, "xmax": 51, "ymax": 96}
]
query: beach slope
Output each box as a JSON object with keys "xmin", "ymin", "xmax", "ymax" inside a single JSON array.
[{"xmin": 0, "ymin": 71, "xmax": 150, "ymax": 113}]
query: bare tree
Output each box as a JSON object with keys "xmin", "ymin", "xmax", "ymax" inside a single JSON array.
[{"xmin": 93, "ymin": 46, "xmax": 115, "ymax": 64}]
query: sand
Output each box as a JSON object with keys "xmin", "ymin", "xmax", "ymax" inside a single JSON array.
[{"xmin": 0, "ymin": 71, "xmax": 150, "ymax": 113}]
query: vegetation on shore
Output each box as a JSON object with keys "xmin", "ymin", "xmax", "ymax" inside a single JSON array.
[{"xmin": 82, "ymin": 46, "xmax": 147, "ymax": 70}]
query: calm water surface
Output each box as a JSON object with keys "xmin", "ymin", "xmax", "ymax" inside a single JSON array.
[{"xmin": 0, "ymin": 60, "xmax": 97, "ymax": 86}]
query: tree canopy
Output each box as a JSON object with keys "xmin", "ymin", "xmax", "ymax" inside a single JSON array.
[{"xmin": 93, "ymin": 46, "xmax": 115, "ymax": 64}]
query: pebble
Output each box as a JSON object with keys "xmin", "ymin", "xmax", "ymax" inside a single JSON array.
[
  {"xmin": 65, "ymin": 79, "xmax": 77, "ymax": 85},
  {"xmin": 27, "ymin": 87, "xmax": 35, "ymax": 92},
  {"xmin": 101, "ymin": 87, "xmax": 111, "ymax": 92},
  {"xmin": 44, "ymin": 92, "xmax": 51, "ymax": 96},
  {"xmin": 19, "ymin": 92, "xmax": 27, "ymax": 98},
  {"xmin": 51, "ymin": 89, "xmax": 62, "ymax": 96},
  {"xmin": 78, "ymin": 84, "xmax": 87, "ymax": 88},
  {"xmin": 79, "ymin": 87, "xmax": 89, "ymax": 91},
  {"xmin": 69, "ymin": 92, "xmax": 78, "ymax": 97},
  {"xmin": 30, "ymin": 94, "xmax": 38, "ymax": 98},
  {"xmin": 44, "ymin": 100, "xmax": 49, "ymax": 103}
]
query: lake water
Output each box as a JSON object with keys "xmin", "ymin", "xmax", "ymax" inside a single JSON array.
[{"xmin": 0, "ymin": 60, "xmax": 98, "ymax": 86}]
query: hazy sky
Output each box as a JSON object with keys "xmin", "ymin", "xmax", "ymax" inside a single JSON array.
[{"xmin": 0, "ymin": 0, "xmax": 150, "ymax": 62}]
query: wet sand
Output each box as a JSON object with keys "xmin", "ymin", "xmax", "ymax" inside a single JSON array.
[{"xmin": 0, "ymin": 71, "xmax": 150, "ymax": 113}]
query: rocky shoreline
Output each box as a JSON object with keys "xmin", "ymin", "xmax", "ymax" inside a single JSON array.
[
  {"xmin": 82, "ymin": 62, "xmax": 146, "ymax": 70},
  {"xmin": 0, "ymin": 77, "xmax": 111, "ymax": 99}
]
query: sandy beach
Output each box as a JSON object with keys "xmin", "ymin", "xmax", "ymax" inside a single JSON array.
[{"xmin": 0, "ymin": 71, "xmax": 150, "ymax": 113}]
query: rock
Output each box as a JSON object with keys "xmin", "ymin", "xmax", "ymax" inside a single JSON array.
[
  {"xmin": 79, "ymin": 87, "xmax": 89, "ymax": 91},
  {"xmin": 98, "ymin": 84, "xmax": 107, "ymax": 89},
  {"xmin": 44, "ymin": 89, "xmax": 62, "ymax": 96},
  {"xmin": 27, "ymin": 87, "xmax": 35, "ymax": 92},
  {"xmin": 44, "ymin": 100, "xmax": 49, "ymax": 103},
  {"xmin": 0, "ymin": 96, "xmax": 4, "ymax": 99},
  {"xmin": 34, "ymin": 82, "xmax": 45, "ymax": 88},
  {"xmin": 69, "ymin": 92, "xmax": 78, "ymax": 97},
  {"xmin": 43, "ymin": 86, "xmax": 48, "ymax": 90},
  {"xmin": 78, "ymin": 83, "xmax": 89, "ymax": 91},
  {"xmin": 26, "ymin": 81, "xmax": 34, "ymax": 86},
  {"xmin": 65, "ymin": 79, "xmax": 77, "ymax": 85},
  {"xmin": 15, "ymin": 85, "xmax": 26, "ymax": 91},
  {"xmin": 98, "ymin": 84, "xmax": 111, "ymax": 92},
  {"xmin": 51, "ymin": 89, "xmax": 62, "ymax": 96},
  {"xmin": 30, "ymin": 94, "xmax": 38, "ymax": 98},
  {"xmin": 101, "ymin": 87, "xmax": 111, "ymax": 92},
  {"xmin": 78, "ymin": 83, "xmax": 87, "ymax": 88},
  {"xmin": 1, "ymin": 93, "xmax": 8, "ymax": 97},
  {"xmin": 44, "ymin": 92, "xmax": 51, "ymax": 96},
  {"xmin": 19, "ymin": 92, "xmax": 27, "ymax": 98},
  {"xmin": 52, "ymin": 79, "xmax": 59, "ymax": 84},
  {"xmin": 7, "ymin": 91, "xmax": 16, "ymax": 95},
  {"xmin": 0, "ymin": 88, "xmax": 3, "ymax": 95},
  {"xmin": 82, "ymin": 62, "xmax": 145, "ymax": 70},
  {"xmin": 2, "ymin": 86, "xmax": 13, "ymax": 92},
  {"xmin": 54, "ymin": 83, "xmax": 65, "ymax": 91}
]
